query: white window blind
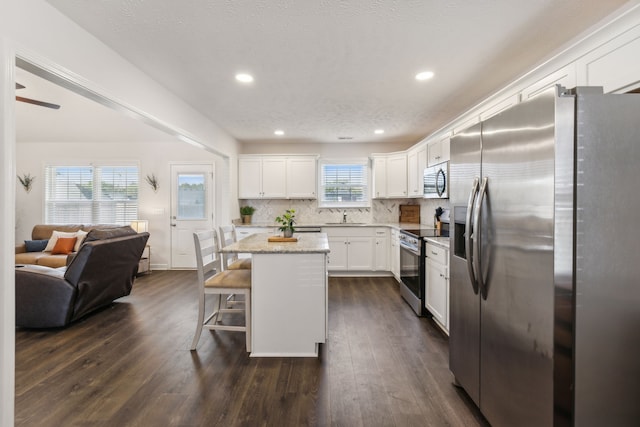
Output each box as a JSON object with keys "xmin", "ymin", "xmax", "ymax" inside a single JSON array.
[
  {"xmin": 45, "ymin": 165, "xmax": 139, "ymax": 224},
  {"xmin": 318, "ymin": 159, "xmax": 370, "ymax": 208}
]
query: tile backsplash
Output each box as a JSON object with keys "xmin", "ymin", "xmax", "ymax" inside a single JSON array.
[{"xmin": 238, "ymin": 198, "xmax": 450, "ymax": 226}]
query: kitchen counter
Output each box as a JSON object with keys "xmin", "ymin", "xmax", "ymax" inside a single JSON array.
[
  {"xmin": 236, "ymin": 222, "xmax": 434, "ymax": 231},
  {"xmin": 220, "ymin": 232, "xmax": 330, "ymax": 254},
  {"xmin": 220, "ymin": 232, "xmax": 329, "ymax": 358},
  {"xmin": 424, "ymin": 236, "xmax": 450, "ymax": 248}
]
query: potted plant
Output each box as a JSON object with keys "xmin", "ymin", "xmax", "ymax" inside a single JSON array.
[
  {"xmin": 240, "ymin": 206, "xmax": 255, "ymax": 224},
  {"xmin": 275, "ymin": 209, "xmax": 296, "ymax": 238}
]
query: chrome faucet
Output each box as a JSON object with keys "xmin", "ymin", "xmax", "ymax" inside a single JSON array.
[{"xmin": 342, "ymin": 210, "xmax": 347, "ymax": 223}]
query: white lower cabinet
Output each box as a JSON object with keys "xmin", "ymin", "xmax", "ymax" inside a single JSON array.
[
  {"xmin": 424, "ymin": 242, "xmax": 449, "ymax": 334},
  {"xmin": 236, "ymin": 226, "xmax": 276, "ymax": 240},
  {"xmin": 390, "ymin": 228, "xmax": 400, "ymax": 281},
  {"xmin": 323, "ymin": 227, "xmax": 378, "ymax": 272},
  {"xmin": 374, "ymin": 228, "xmax": 389, "ymax": 271}
]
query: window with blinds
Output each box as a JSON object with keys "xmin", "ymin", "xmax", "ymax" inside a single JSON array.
[
  {"xmin": 45, "ymin": 165, "xmax": 139, "ymax": 224},
  {"xmin": 318, "ymin": 159, "xmax": 370, "ymax": 208}
]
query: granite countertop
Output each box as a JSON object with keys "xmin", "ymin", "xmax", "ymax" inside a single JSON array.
[
  {"xmin": 424, "ymin": 236, "xmax": 450, "ymax": 248},
  {"xmin": 220, "ymin": 232, "xmax": 330, "ymax": 254},
  {"xmin": 236, "ymin": 222, "xmax": 432, "ymax": 230}
]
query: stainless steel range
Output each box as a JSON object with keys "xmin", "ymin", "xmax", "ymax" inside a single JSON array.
[{"xmin": 399, "ymin": 211, "xmax": 450, "ymax": 316}]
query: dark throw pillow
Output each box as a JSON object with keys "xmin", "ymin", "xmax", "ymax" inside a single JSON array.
[{"xmin": 24, "ymin": 239, "xmax": 49, "ymax": 252}]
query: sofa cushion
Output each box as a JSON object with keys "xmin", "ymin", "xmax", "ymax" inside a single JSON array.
[
  {"xmin": 84, "ymin": 226, "xmax": 137, "ymax": 242},
  {"xmin": 24, "ymin": 239, "xmax": 48, "ymax": 252},
  {"xmin": 32, "ymin": 224, "xmax": 84, "ymax": 241},
  {"xmin": 36, "ymin": 255, "xmax": 70, "ymax": 269},
  {"xmin": 51, "ymin": 237, "xmax": 77, "ymax": 255},
  {"xmin": 44, "ymin": 231, "xmax": 79, "ymax": 252},
  {"xmin": 74, "ymin": 230, "xmax": 88, "ymax": 252}
]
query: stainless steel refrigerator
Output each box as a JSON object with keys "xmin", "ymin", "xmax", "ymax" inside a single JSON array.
[{"xmin": 449, "ymin": 85, "xmax": 640, "ymax": 427}]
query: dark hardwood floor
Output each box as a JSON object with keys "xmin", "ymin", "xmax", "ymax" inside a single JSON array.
[{"xmin": 15, "ymin": 271, "xmax": 487, "ymax": 426}]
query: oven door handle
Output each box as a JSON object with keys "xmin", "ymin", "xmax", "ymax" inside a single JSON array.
[{"xmin": 399, "ymin": 242, "xmax": 421, "ymax": 256}]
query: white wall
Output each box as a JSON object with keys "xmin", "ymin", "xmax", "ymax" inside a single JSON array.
[
  {"xmin": 15, "ymin": 141, "xmax": 227, "ymax": 270},
  {"xmin": 1, "ymin": 1, "xmax": 242, "ymax": 424}
]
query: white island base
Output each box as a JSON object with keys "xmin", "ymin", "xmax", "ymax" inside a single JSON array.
[{"xmin": 250, "ymin": 252, "xmax": 327, "ymax": 357}]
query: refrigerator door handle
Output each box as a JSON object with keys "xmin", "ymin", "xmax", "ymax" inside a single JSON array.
[
  {"xmin": 473, "ymin": 176, "xmax": 488, "ymax": 300},
  {"xmin": 465, "ymin": 177, "xmax": 480, "ymax": 294}
]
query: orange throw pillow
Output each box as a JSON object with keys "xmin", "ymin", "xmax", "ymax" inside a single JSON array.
[{"xmin": 51, "ymin": 237, "xmax": 78, "ymax": 255}]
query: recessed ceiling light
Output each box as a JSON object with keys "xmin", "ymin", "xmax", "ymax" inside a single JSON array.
[
  {"xmin": 235, "ymin": 73, "xmax": 254, "ymax": 83},
  {"xmin": 274, "ymin": 130, "xmax": 284, "ymax": 136},
  {"xmin": 374, "ymin": 129, "xmax": 385, "ymax": 134},
  {"xmin": 415, "ymin": 71, "xmax": 434, "ymax": 81}
]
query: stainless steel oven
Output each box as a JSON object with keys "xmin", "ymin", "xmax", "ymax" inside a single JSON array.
[
  {"xmin": 399, "ymin": 215, "xmax": 449, "ymax": 316},
  {"xmin": 399, "ymin": 230, "xmax": 425, "ymax": 316}
]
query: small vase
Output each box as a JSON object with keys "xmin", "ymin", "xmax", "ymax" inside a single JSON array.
[
  {"xmin": 242, "ymin": 215, "xmax": 252, "ymax": 224},
  {"xmin": 283, "ymin": 228, "xmax": 293, "ymax": 238}
]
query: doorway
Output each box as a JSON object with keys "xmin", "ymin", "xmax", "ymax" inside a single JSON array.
[{"xmin": 170, "ymin": 163, "xmax": 215, "ymax": 268}]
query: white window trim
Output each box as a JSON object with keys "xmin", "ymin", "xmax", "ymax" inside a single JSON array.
[
  {"xmin": 317, "ymin": 158, "xmax": 371, "ymax": 208},
  {"xmin": 44, "ymin": 162, "xmax": 140, "ymax": 225}
]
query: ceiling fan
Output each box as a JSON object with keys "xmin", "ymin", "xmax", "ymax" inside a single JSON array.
[{"xmin": 15, "ymin": 82, "xmax": 60, "ymax": 109}]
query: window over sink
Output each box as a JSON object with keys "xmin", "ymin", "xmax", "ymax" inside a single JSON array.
[{"xmin": 318, "ymin": 159, "xmax": 370, "ymax": 208}]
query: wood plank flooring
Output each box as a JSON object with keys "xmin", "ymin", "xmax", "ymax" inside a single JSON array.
[{"xmin": 15, "ymin": 271, "xmax": 487, "ymax": 426}]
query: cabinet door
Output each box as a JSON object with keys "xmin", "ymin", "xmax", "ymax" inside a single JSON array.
[
  {"xmin": 261, "ymin": 158, "xmax": 287, "ymax": 198},
  {"xmin": 372, "ymin": 157, "xmax": 387, "ymax": 198},
  {"xmin": 407, "ymin": 149, "xmax": 419, "ymax": 197},
  {"xmin": 390, "ymin": 230, "xmax": 400, "ymax": 280},
  {"xmin": 386, "ymin": 153, "xmax": 407, "ymax": 197},
  {"xmin": 327, "ymin": 236, "xmax": 348, "ymax": 271},
  {"xmin": 425, "ymin": 258, "xmax": 448, "ymax": 331},
  {"xmin": 238, "ymin": 158, "xmax": 263, "ymax": 198},
  {"xmin": 347, "ymin": 236, "xmax": 373, "ymax": 270},
  {"xmin": 287, "ymin": 157, "xmax": 317, "ymax": 198},
  {"xmin": 374, "ymin": 237, "xmax": 389, "ymax": 271}
]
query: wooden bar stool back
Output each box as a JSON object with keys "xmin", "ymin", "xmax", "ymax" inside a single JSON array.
[
  {"xmin": 190, "ymin": 230, "xmax": 251, "ymax": 352},
  {"xmin": 219, "ymin": 225, "xmax": 252, "ymax": 270}
]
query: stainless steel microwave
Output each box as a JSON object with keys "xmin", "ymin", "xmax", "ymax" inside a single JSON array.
[{"xmin": 423, "ymin": 161, "xmax": 449, "ymax": 199}]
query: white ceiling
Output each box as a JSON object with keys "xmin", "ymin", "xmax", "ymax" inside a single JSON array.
[{"xmin": 27, "ymin": 0, "xmax": 630, "ymax": 146}]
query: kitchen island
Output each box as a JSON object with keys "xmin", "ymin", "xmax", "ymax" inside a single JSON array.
[{"xmin": 220, "ymin": 232, "xmax": 330, "ymax": 357}]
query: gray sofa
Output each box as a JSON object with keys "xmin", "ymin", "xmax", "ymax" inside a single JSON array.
[{"xmin": 15, "ymin": 227, "xmax": 149, "ymax": 328}]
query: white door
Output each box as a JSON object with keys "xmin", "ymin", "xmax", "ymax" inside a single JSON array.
[{"xmin": 170, "ymin": 163, "xmax": 214, "ymax": 268}]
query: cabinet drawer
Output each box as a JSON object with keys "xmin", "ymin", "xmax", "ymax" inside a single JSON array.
[{"xmin": 425, "ymin": 242, "xmax": 447, "ymax": 265}]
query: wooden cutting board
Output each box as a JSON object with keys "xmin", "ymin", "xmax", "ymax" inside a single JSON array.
[{"xmin": 267, "ymin": 236, "xmax": 298, "ymax": 242}]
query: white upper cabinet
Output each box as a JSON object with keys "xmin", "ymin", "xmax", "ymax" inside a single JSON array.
[
  {"xmin": 386, "ymin": 153, "xmax": 408, "ymax": 198},
  {"xmin": 479, "ymin": 94, "xmax": 520, "ymax": 121},
  {"xmin": 407, "ymin": 144, "xmax": 427, "ymax": 197},
  {"xmin": 428, "ymin": 135, "xmax": 450, "ymax": 166},
  {"xmin": 575, "ymin": 24, "xmax": 640, "ymax": 93},
  {"xmin": 260, "ymin": 157, "xmax": 287, "ymax": 198},
  {"xmin": 286, "ymin": 156, "xmax": 317, "ymax": 198},
  {"xmin": 238, "ymin": 157, "xmax": 264, "ymax": 199},
  {"xmin": 521, "ymin": 63, "xmax": 577, "ymax": 101},
  {"xmin": 238, "ymin": 155, "xmax": 316, "ymax": 199},
  {"xmin": 372, "ymin": 156, "xmax": 388, "ymax": 198}
]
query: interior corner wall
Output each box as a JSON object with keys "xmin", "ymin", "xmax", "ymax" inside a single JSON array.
[{"xmin": 15, "ymin": 140, "xmax": 226, "ymax": 270}]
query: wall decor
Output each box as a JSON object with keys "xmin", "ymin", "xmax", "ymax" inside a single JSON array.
[
  {"xmin": 145, "ymin": 174, "xmax": 159, "ymax": 192},
  {"xmin": 17, "ymin": 173, "xmax": 35, "ymax": 193}
]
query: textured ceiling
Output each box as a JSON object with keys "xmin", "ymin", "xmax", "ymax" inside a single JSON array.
[{"xmin": 42, "ymin": 0, "xmax": 630, "ymax": 146}]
